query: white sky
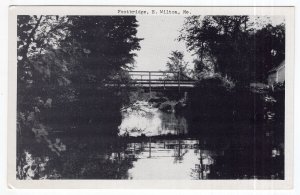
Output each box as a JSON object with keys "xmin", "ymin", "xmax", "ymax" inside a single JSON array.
[
  {"xmin": 133, "ymin": 16, "xmax": 194, "ymax": 71},
  {"xmin": 133, "ymin": 16, "xmax": 285, "ymax": 71}
]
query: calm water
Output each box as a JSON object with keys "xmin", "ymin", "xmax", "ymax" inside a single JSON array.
[
  {"xmin": 125, "ymin": 140, "xmax": 216, "ymax": 180},
  {"xmin": 119, "ymin": 101, "xmax": 188, "ymax": 136},
  {"xmin": 118, "ymin": 102, "xmax": 214, "ymax": 179},
  {"xmin": 17, "ymin": 98, "xmax": 284, "ymax": 180}
]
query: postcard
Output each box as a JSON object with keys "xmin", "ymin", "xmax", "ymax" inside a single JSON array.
[{"xmin": 8, "ymin": 6, "xmax": 294, "ymax": 189}]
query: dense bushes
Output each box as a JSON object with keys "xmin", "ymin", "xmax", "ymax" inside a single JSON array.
[
  {"xmin": 184, "ymin": 74, "xmax": 283, "ymax": 136},
  {"xmin": 188, "ymin": 75, "xmax": 235, "ymax": 122}
]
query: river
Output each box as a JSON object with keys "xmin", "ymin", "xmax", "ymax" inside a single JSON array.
[
  {"xmin": 118, "ymin": 100, "xmax": 214, "ymax": 179},
  {"xmin": 17, "ymin": 92, "xmax": 284, "ymax": 180}
]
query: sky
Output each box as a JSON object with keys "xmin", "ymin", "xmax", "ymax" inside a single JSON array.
[
  {"xmin": 133, "ymin": 15, "xmax": 285, "ymax": 71},
  {"xmin": 133, "ymin": 16, "xmax": 194, "ymax": 71}
]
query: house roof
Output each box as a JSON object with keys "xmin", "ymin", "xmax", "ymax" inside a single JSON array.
[{"xmin": 268, "ymin": 60, "xmax": 285, "ymax": 73}]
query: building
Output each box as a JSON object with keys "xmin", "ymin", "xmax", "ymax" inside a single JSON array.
[{"xmin": 267, "ymin": 60, "xmax": 285, "ymax": 86}]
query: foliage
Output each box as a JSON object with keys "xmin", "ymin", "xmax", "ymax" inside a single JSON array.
[
  {"xmin": 179, "ymin": 16, "xmax": 285, "ymax": 85},
  {"xmin": 166, "ymin": 50, "xmax": 190, "ymax": 78},
  {"xmin": 17, "ymin": 15, "xmax": 141, "ymax": 179},
  {"xmin": 65, "ymin": 16, "xmax": 141, "ymax": 134},
  {"xmin": 17, "ymin": 16, "xmax": 75, "ymax": 175},
  {"xmin": 66, "ymin": 16, "xmax": 142, "ymax": 84},
  {"xmin": 195, "ymin": 73, "xmax": 235, "ymax": 90},
  {"xmin": 272, "ymin": 81, "xmax": 285, "ymax": 91},
  {"xmin": 17, "ymin": 15, "xmax": 141, "ymax": 133}
]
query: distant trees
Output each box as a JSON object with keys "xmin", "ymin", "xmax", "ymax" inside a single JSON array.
[
  {"xmin": 179, "ymin": 16, "xmax": 285, "ymax": 85},
  {"xmin": 166, "ymin": 50, "xmax": 191, "ymax": 79},
  {"xmin": 166, "ymin": 51, "xmax": 188, "ymax": 73}
]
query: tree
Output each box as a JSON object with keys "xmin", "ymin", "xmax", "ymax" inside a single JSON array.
[
  {"xmin": 63, "ymin": 16, "xmax": 142, "ymax": 133},
  {"xmin": 250, "ymin": 24, "xmax": 285, "ymax": 81},
  {"xmin": 17, "ymin": 15, "xmax": 74, "ymax": 136},
  {"xmin": 179, "ymin": 16, "xmax": 285, "ymax": 85},
  {"xmin": 17, "ymin": 15, "xmax": 75, "ymax": 179},
  {"xmin": 17, "ymin": 15, "xmax": 142, "ymax": 136},
  {"xmin": 166, "ymin": 50, "xmax": 190, "ymax": 79},
  {"xmin": 17, "ymin": 15, "xmax": 142, "ymax": 179}
]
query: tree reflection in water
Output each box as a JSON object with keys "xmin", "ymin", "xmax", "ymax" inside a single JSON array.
[{"xmin": 17, "ymin": 93, "xmax": 284, "ymax": 180}]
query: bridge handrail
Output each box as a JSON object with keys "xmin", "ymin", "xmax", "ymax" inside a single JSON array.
[
  {"xmin": 128, "ymin": 70, "xmax": 179, "ymax": 74},
  {"xmin": 128, "ymin": 71, "xmax": 195, "ymax": 81},
  {"xmin": 105, "ymin": 70, "xmax": 196, "ymax": 91}
]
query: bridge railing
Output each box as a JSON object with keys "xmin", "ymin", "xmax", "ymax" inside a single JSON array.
[
  {"xmin": 127, "ymin": 71, "xmax": 195, "ymax": 92},
  {"xmin": 104, "ymin": 71, "xmax": 195, "ymax": 91}
]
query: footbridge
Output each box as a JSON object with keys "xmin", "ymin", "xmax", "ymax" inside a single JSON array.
[{"xmin": 106, "ymin": 71, "xmax": 196, "ymax": 92}]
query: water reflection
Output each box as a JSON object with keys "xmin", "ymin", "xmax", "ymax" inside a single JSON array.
[
  {"xmin": 17, "ymin": 94, "xmax": 284, "ymax": 180},
  {"xmin": 119, "ymin": 101, "xmax": 188, "ymax": 136},
  {"xmin": 125, "ymin": 139, "xmax": 216, "ymax": 180}
]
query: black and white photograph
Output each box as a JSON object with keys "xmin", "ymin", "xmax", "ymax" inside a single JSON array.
[{"xmin": 7, "ymin": 6, "xmax": 294, "ymax": 188}]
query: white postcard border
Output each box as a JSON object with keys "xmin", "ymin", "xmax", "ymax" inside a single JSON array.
[{"xmin": 7, "ymin": 6, "xmax": 295, "ymax": 189}]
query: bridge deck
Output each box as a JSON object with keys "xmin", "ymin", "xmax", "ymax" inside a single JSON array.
[
  {"xmin": 105, "ymin": 83, "xmax": 195, "ymax": 88},
  {"xmin": 105, "ymin": 70, "xmax": 196, "ymax": 91}
]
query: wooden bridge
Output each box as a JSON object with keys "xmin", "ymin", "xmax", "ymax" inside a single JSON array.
[{"xmin": 106, "ymin": 71, "xmax": 196, "ymax": 92}]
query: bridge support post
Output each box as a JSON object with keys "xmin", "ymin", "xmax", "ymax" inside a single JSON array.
[
  {"xmin": 184, "ymin": 91, "xmax": 188, "ymax": 102},
  {"xmin": 163, "ymin": 72, "xmax": 166, "ymax": 90},
  {"xmin": 149, "ymin": 72, "xmax": 152, "ymax": 96},
  {"xmin": 178, "ymin": 72, "xmax": 181, "ymax": 93}
]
